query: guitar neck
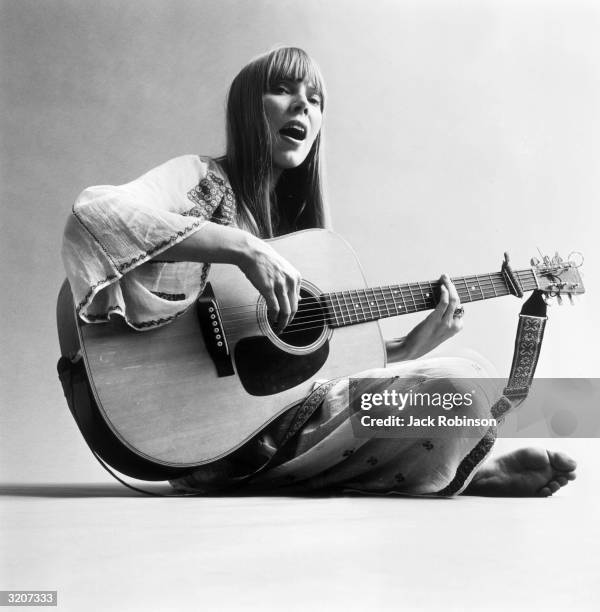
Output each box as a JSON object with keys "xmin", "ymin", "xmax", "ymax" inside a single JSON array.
[{"xmin": 323, "ymin": 268, "xmax": 538, "ymax": 327}]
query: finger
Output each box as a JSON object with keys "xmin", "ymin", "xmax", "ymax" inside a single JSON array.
[
  {"xmin": 275, "ymin": 284, "xmax": 292, "ymax": 332},
  {"xmin": 435, "ymin": 281, "xmax": 450, "ymax": 318},
  {"xmin": 265, "ymin": 290, "xmax": 279, "ymax": 326},
  {"xmin": 288, "ymin": 279, "xmax": 299, "ymax": 324},
  {"xmin": 441, "ymin": 275, "xmax": 460, "ymax": 326}
]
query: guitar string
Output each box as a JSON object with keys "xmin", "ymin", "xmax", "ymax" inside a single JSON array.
[
  {"xmin": 220, "ymin": 288, "xmax": 531, "ymax": 339},
  {"xmin": 221, "ymin": 286, "xmax": 542, "ymax": 339},
  {"xmin": 219, "ymin": 277, "xmax": 538, "ymax": 327},
  {"xmin": 218, "ymin": 275, "xmax": 525, "ymax": 320},
  {"xmin": 220, "ymin": 281, "xmax": 540, "ymax": 335},
  {"xmin": 220, "ymin": 280, "xmax": 540, "ymax": 330},
  {"xmin": 216, "ymin": 270, "xmax": 536, "ymax": 314},
  {"xmin": 216, "ymin": 275, "xmax": 518, "ymax": 312}
]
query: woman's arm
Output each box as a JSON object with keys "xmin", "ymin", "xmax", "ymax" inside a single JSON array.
[
  {"xmin": 156, "ymin": 222, "xmax": 253, "ymax": 266},
  {"xmin": 385, "ymin": 274, "xmax": 463, "ymax": 363},
  {"xmin": 158, "ymin": 222, "xmax": 303, "ymax": 333}
]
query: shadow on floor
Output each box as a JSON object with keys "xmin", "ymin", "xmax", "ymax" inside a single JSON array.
[
  {"xmin": 0, "ymin": 482, "xmax": 450, "ymax": 500},
  {"xmin": 0, "ymin": 483, "xmax": 161, "ymax": 498}
]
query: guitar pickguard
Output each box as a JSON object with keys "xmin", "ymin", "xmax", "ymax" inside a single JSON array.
[{"xmin": 235, "ymin": 336, "xmax": 329, "ymax": 396}]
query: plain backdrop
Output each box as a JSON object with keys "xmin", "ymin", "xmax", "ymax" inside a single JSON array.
[{"xmin": 1, "ymin": 0, "xmax": 599, "ymax": 483}]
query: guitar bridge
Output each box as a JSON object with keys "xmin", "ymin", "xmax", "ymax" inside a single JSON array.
[{"xmin": 197, "ymin": 283, "xmax": 234, "ymax": 377}]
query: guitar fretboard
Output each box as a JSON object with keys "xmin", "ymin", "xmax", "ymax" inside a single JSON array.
[{"xmin": 322, "ymin": 269, "xmax": 538, "ymax": 327}]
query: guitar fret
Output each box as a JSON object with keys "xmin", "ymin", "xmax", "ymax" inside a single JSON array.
[
  {"xmin": 365, "ymin": 288, "xmax": 375, "ymax": 321},
  {"xmin": 344, "ymin": 290, "xmax": 352, "ymax": 323},
  {"xmin": 389, "ymin": 285, "xmax": 400, "ymax": 316},
  {"xmin": 373, "ymin": 288, "xmax": 382, "ymax": 320},
  {"xmin": 335, "ymin": 291, "xmax": 347, "ymax": 326},
  {"xmin": 358, "ymin": 288, "xmax": 368, "ymax": 322},
  {"xmin": 348, "ymin": 289, "xmax": 362, "ymax": 323},
  {"xmin": 407, "ymin": 283, "xmax": 418, "ymax": 313},
  {"xmin": 379, "ymin": 287, "xmax": 391, "ymax": 318},
  {"xmin": 351, "ymin": 290, "xmax": 360, "ymax": 323},
  {"xmin": 416, "ymin": 282, "xmax": 426, "ymax": 310},
  {"xmin": 476, "ymin": 276, "xmax": 485, "ymax": 300},
  {"xmin": 398, "ymin": 286, "xmax": 408, "ymax": 313},
  {"xmin": 423, "ymin": 282, "xmax": 435, "ymax": 308},
  {"xmin": 462, "ymin": 277, "xmax": 472, "ymax": 303},
  {"xmin": 326, "ymin": 294, "xmax": 340, "ymax": 326},
  {"xmin": 488, "ymin": 273, "xmax": 498, "ymax": 298},
  {"xmin": 386, "ymin": 285, "xmax": 397, "ymax": 317},
  {"xmin": 352, "ymin": 290, "xmax": 360, "ymax": 323},
  {"xmin": 343, "ymin": 290, "xmax": 354, "ymax": 324},
  {"xmin": 370, "ymin": 288, "xmax": 381, "ymax": 320}
]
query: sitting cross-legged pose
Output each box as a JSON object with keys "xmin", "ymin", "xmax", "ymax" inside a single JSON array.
[{"xmin": 61, "ymin": 46, "xmax": 576, "ymax": 497}]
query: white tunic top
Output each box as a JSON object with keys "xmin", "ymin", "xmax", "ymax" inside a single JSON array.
[{"xmin": 61, "ymin": 155, "xmax": 236, "ymax": 329}]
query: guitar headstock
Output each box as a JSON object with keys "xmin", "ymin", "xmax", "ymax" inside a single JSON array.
[{"xmin": 531, "ymin": 252, "xmax": 585, "ymax": 303}]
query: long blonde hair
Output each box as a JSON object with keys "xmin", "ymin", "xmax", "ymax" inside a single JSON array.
[{"xmin": 220, "ymin": 47, "xmax": 328, "ymax": 238}]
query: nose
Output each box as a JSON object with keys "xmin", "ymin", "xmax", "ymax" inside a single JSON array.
[{"xmin": 290, "ymin": 90, "xmax": 309, "ymax": 114}]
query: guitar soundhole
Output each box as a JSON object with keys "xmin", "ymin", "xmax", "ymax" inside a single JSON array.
[{"xmin": 269, "ymin": 289, "xmax": 326, "ymax": 348}]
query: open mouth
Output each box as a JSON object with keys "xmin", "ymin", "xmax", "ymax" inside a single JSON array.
[{"xmin": 279, "ymin": 123, "xmax": 307, "ymax": 142}]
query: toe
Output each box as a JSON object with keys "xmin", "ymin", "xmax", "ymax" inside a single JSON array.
[
  {"xmin": 556, "ymin": 475, "xmax": 568, "ymax": 487},
  {"xmin": 548, "ymin": 450, "xmax": 577, "ymax": 472},
  {"xmin": 538, "ymin": 486, "xmax": 552, "ymax": 497},
  {"xmin": 547, "ymin": 480, "xmax": 561, "ymax": 494}
]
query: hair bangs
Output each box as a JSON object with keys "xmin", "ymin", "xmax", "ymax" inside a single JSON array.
[{"xmin": 266, "ymin": 47, "xmax": 326, "ymax": 106}]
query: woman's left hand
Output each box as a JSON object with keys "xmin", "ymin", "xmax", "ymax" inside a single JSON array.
[{"xmin": 387, "ymin": 274, "xmax": 463, "ymax": 362}]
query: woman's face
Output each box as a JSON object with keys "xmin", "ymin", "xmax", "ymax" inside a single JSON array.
[{"xmin": 263, "ymin": 78, "xmax": 323, "ymax": 172}]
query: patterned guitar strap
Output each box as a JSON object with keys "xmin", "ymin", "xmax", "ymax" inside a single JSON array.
[{"xmin": 491, "ymin": 270, "xmax": 548, "ymax": 422}]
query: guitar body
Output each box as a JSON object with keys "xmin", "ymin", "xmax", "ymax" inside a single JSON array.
[{"xmin": 58, "ymin": 229, "xmax": 385, "ymax": 470}]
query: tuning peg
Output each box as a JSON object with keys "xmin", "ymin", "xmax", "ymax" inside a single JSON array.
[
  {"xmin": 530, "ymin": 257, "xmax": 540, "ymax": 266},
  {"xmin": 557, "ymin": 294, "xmax": 563, "ymax": 305},
  {"xmin": 568, "ymin": 294, "xmax": 575, "ymax": 305}
]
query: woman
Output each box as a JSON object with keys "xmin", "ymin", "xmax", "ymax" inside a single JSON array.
[{"xmin": 62, "ymin": 46, "xmax": 576, "ymax": 497}]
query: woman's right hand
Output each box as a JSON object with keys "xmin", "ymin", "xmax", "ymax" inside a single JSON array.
[{"xmin": 237, "ymin": 234, "xmax": 302, "ymax": 334}]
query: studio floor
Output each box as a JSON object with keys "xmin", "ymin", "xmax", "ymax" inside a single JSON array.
[{"xmin": 1, "ymin": 438, "xmax": 598, "ymax": 612}]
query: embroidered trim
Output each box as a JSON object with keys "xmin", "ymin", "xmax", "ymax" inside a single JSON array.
[
  {"xmin": 75, "ymin": 220, "xmax": 203, "ymax": 314},
  {"xmin": 151, "ymin": 291, "xmax": 186, "ymax": 301},
  {"xmin": 84, "ymin": 304, "xmax": 190, "ymax": 329},
  {"xmin": 75, "ymin": 274, "xmax": 120, "ymax": 314},
  {"xmin": 432, "ymin": 427, "xmax": 497, "ymax": 497},
  {"xmin": 280, "ymin": 379, "xmax": 341, "ymax": 446},
  {"xmin": 85, "ymin": 305, "xmax": 124, "ymax": 321},
  {"xmin": 185, "ymin": 171, "xmax": 236, "ymax": 226}
]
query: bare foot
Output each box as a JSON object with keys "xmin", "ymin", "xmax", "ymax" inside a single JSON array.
[{"xmin": 464, "ymin": 447, "xmax": 577, "ymax": 497}]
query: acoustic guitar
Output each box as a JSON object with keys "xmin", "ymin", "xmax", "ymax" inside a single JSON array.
[{"xmin": 56, "ymin": 229, "xmax": 584, "ymax": 479}]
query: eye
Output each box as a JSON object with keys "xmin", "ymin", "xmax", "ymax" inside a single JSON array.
[
  {"xmin": 309, "ymin": 95, "xmax": 322, "ymax": 106},
  {"xmin": 272, "ymin": 83, "xmax": 290, "ymax": 94}
]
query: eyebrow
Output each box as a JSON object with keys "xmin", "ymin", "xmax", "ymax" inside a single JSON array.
[{"xmin": 275, "ymin": 78, "xmax": 321, "ymax": 94}]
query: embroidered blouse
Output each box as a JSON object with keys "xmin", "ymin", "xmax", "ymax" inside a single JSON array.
[{"xmin": 62, "ymin": 155, "xmax": 236, "ymax": 329}]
